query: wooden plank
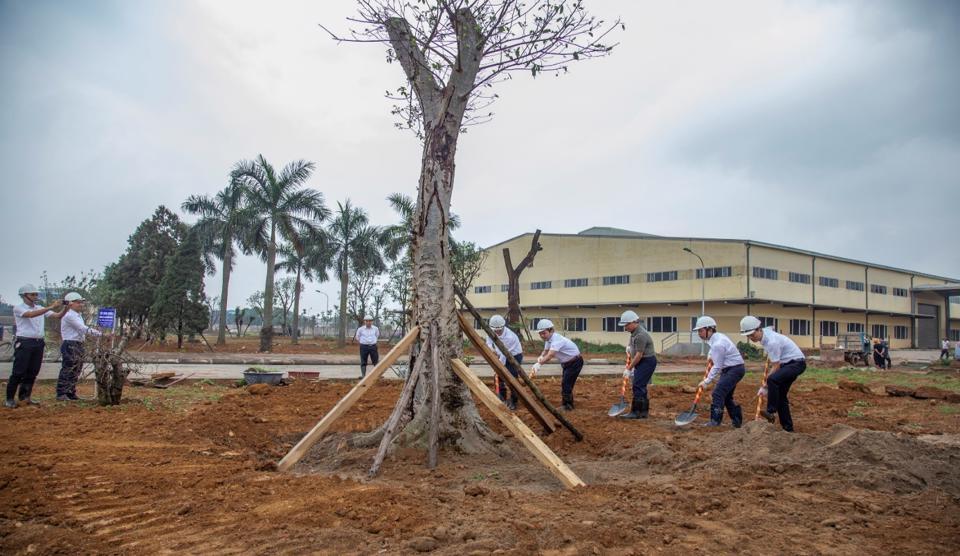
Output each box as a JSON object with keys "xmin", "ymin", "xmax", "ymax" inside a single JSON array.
[
  {"xmin": 277, "ymin": 326, "xmax": 421, "ymax": 472},
  {"xmin": 450, "ymin": 358, "xmax": 585, "ymax": 490},
  {"xmin": 455, "ymin": 289, "xmax": 583, "ymax": 441},
  {"xmin": 457, "ymin": 312, "xmax": 557, "ymax": 433}
]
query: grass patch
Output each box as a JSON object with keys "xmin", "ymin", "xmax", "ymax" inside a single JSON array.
[
  {"xmin": 847, "ymin": 409, "xmax": 865, "ymax": 418},
  {"xmin": 651, "ymin": 375, "xmax": 681, "ymax": 387},
  {"xmin": 939, "ymin": 405, "xmax": 960, "ymax": 415},
  {"xmin": 802, "ymin": 368, "xmax": 872, "ymax": 385},
  {"xmin": 853, "ymin": 400, "xmax": 871, "ymax": 407}
]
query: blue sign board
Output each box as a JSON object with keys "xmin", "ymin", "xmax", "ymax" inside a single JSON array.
[{"xmin": 97, "ymin": 307, "xmax": 117, "ymax": 329}]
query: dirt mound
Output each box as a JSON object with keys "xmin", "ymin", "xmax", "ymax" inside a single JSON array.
[{"xmin": 703, "ymin": 423, "xmax": 960, "ymax": 495}]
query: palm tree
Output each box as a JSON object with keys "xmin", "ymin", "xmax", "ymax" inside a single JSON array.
[
  {"xmin": 232, "ymin": 155, "xmax": 330, "ymax": 352},
  {"xmin": 327, "ymin": 200, "xmax": 386, "ymax": 347},
  {"xmin": 274, "ymin": 230, "xmax": 333, "ymax": 344},
  {"xmin": 381, "ymin": 192, "xmax": 460, "ymax": 262},
  {"xmin": 181, "ymin": 182, "xmax": 250, "ymax": 346}
]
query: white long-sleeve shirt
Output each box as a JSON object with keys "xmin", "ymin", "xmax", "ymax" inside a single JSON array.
[
  {"xmin": 760, "ymin": 328, "xmax": 804, "ymax": 363},
  {"xmin": 354, "ymin": 325, "xmax": 379, "ymax": 345},
  {"xmin": 486, "ymin": 327, "xmax": 523, "ymax": 363},
  {"xmin": 703, "ymin": 332, "xmax": 745, "ymax": 384},
  {"xmin": 13, "ymin": 303, "xmax": 46, "ymax": 338},
  {"xmin": 61, "ymin": 309, "xmax": 102, "ymax": 342}
]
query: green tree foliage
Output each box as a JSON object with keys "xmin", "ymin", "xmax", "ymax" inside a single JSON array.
[
  {"xmin": 232, "ymin": 155, "xmax": 329, "ymax": 352},
  {"xmin": 150, "ymin": 228, "xmax": 210, "ymax": 349},
  {"xmin": 100, "ymin": 206, "xmax": 186, "ymax": 335},
  {"xmin": 182, "ymin": 182, "xmax": 252, "ymax": 345},
  {"xmin": 274, "ymin": 231, "xmax": 333, "ymax": 344},
  {"xmin": 450, "ymin": 240, "xmax": 487, "ymax": 294}
]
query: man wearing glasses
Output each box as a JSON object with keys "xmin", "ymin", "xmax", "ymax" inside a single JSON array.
[
  {"xmin": 7, "ymin": 284, "xmax": 64, "ymax": 408},
  {"xmin": 57, "ymin": 292, "xmax": 104, "ymax": 401}
]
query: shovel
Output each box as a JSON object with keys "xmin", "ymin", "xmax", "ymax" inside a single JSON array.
[
  {"xmin": 608, "ymin": 355, "xmax": 631, "ymax": 417},
  {"xmin": 755, "ymin": 359, "xmax": 770, "ymax": 420},
  {"xmin": 674, "ymin": 361, "xmax": 713, "ymax": 426}
]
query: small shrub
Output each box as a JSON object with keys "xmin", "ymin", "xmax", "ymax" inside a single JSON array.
[{"xmin": 738, "ymin": 341, "xmax": 764, "ymax": 361}]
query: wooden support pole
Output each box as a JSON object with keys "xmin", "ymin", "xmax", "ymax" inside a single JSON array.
[
  {"xmin": 455, "ymin": 289, "xmax": 584, "ymax": 441},
  {"xmin": 450, "ymin": 358, "xmax": 585, "ymax": 489},
  {"xmin": 277, "ymin": 326, "xmax": 421, "ymax": 472},
  {"xmin": 457, "ymin": 312, "xmax": 556, "ymax": 434}
]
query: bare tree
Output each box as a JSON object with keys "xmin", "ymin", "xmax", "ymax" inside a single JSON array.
[
  {"xmin": 503, "ymin": 229, "xmax": 543, "ymax": 327},
  {"xmin": 326, "ymin": 1, "xmax": 620, "ymax": 454}
]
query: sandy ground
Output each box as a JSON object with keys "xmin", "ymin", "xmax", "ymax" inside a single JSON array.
[{"xmin": 1, "ymin": 368, "xmax": 959, "ymax": 555}]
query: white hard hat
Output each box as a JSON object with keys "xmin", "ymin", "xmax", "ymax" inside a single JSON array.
[
  {"xmin": 536, "ymin": 319, "xmax": 554, "ymax": 331},
  {"xmin": 363, "ymin": 315, "xmax": 374, "ymax": 321},
  {"xmin": 739, "ymin": 316, "xmax": 762, "ymax": 335},
  {"xmin": 489, "ymin": 315, "xmax": 506, "ymax": 329},
  {"xmin": 18, "ymin": 283, "xmax": 39, "ymax": 296},
  {"xmin": 618, "ymin": 310, "xmax": 640, "ymax": 326},
  {"xmin": 692, "ymin": 316, "xmax": 717, "ymax": 331},
  {"xmin": 64, "ymin": 292, "xmax": 85, "ymax": 302}
]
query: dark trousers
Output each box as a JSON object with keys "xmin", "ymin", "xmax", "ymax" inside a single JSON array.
[
  {"xmin": 631, "ymin": 356, "xmax": 657, "ymax": 400},
  {"xmin": 497, "ymin": 354, "xmax": 523, "ymax": 402},
  {"xmin": 710, "ymin": 364, "xmax": 745, "ymax": 425},
  {"xmin": 941, "ymin": 349, "xmax": 950, "ymax": 360},
  {"xmin": 57, "ymin": 341, "xmax": 84, "ymax": 397},
  {"xmin": 766, "ymin": 359, "xmax": 806, "ymax": 432},
  {"xmin": 560, "ymin": 356, "xmax": 584, "ymax": 401},
  {"xmin": 8, "ymin": 338, "xmax": 45, "ymax": 401},
  {"xmin": 359, "ymin": 344, "xmax": 379, "ymax": 377}
]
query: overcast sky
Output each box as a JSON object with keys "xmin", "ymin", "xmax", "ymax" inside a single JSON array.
[{"xmin": 1, "ymin": 0, "xmax": 958, "ymax": 314}]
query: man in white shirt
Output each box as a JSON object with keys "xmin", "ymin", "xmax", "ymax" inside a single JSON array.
[
  {"xmin": 942, "ymin": 338, "xmax": 951, "ymax": 360},
  {"xmin": 57, "ymin": 292, "xmax": 103, "ymax": 401},
  {"xmin": 7, "ymin": 284, "xmax": 64, "ymax": 408},
  {"xmin": 353, "ymin": 316, "xmax": 380, "ymax": 378},
  {"xmin": 531, "ymin": 319, "xmax": 582, "ymax": 411},
  {"xmin": 740, "ymin": 316, "xmax": 806, "ymax": 432},
  {"xmin": 485, "ymin": 314, "xmax": 524, "ymax": 410},
  {"xmin": 694, "ymin": 316, "xmax": 745, "ymax": 428}
]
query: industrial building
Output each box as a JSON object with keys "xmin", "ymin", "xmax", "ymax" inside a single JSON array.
[{"xmin": 465, "ymin": 228, "xmax": 960, "ymax": 353}]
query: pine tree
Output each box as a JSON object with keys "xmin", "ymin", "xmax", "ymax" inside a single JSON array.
[{"xmin": 150, "ymin": 228, "xmax": 210, "ymax": 349}]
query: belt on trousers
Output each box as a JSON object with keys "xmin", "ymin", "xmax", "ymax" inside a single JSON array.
[
  {"xmin": 62, "ymin": 340, "xmax": 82, "ymax": 344},
  {"xmin": 781, "ymin": 358, "xmax": 804, "ymax": 365},
  {"xmin": 560, "ymin": 355, "xmax": 583, "ymax": 368},
  {"xmin": 16, "ymin": 337, "xmax": 44, "ymax": 342}
]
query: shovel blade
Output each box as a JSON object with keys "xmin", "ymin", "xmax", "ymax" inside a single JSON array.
[
  {"xmin": 608, "ymin": 399, "xmax": 629, "ymax": 417},
  {"xmin": 674, "ymin": 406, "xmax": 699, "ymax": 426}
]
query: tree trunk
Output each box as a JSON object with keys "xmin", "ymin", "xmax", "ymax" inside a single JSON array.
[
  {"xmin": 217, "ymin": 239, "xmax": 232, "ymax": 346},
  {"xmin": 291, "ymin": 268, "xmax": 302, "ymax": 345},
  {"xmin": 94, "ymin": 337, "xmax": 130, "ymax": 406},
  {"xmin": 337, "ymin": 264, "xmax": 349, "ymax": 347},
  {"xmin": 260, "ymin": 224, "xmax": 277, "ymax": 352},
  {"xmin": 504, "ymin": 229, "xmax": 542, "ymax": 327}
]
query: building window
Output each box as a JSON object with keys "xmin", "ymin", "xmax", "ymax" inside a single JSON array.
[
  {"xmin": 602, "ymin": 274, "xmax": 630, "ymax": 286},
  {"xmin": 564, "ymin": 278, "xmax": 588, "ymax": 288},
  {"xmin": 870, "ymin": 284, "xmax": 888, "ymax": 295},
  {"xmin": 646, "ymin": 270, "xmax": 678, "ymax": 282},
  {"xmin": 474, "ymin": 317, "xmax": 483, "ymax": 329},
  {"xmin": 820, "ymin": 321, "xmax": 838, "ymax": 337},
  {"xmin": 646, "ymin": 316, "xmax": 677, "ymax": 333},
  {"xmin": 474, "ymin": 285, "xmax": 491, "ymax": 294},
  {"xmin": 696, "ymin": 266, "xmax": 732, "ymax": 279},
  {"xmin": 789, "ymin": 272, "xmax": 811, "ymax": 284},
  {"xmin": 950, "ymin": 329, "xmax": 960, "ymax": 341},
  {"xmin": 819, "ymin": 276, "xmax": 839, "ymax": 288},
  {"xmin": 847, "ymin": 322, "xmax": 864, "ymax": 333},
  {"xmin": 529, "ymin": 317, "xmax": 546, "ymax": 330},
  {"xmin": 603, "ymin": 317, "xmax": 625, "ymax": 332},
  {"xmin": 753, "ymin": 267, "xmax": 778, "ymax": 280},
  {"xmin": 871, "ymin": 324, "xmax": 888, "ymax": 339},
  {"xmin": 846, "ymin": 280, "xmax": 864, "ymax": 292},
  {"xmin": 892, "ymin": 287, "xmax": 908, "ymax": 297},
  {"xmin": 564, "ymin": 318, "xmax": 587, "ymax": 332},
  {"xmin": 500, "ymin": 284, "xmax": 510, "ymax": 292},
  {"xmin": 758, "ymin": 316, "xmax": 778, "ymax": 330},
  {"xmin": 789, "ymin": 319, "xmax": 810, "ymax": 336},
  {"xmin": 894, "ymin": 325, "xmax": 909, "ymax": 340},
  {"xmin": 531, "ymin": 281, "xmax": 552, "ymax": 290}
]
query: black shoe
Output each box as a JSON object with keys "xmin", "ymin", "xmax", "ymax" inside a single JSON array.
[
  {"xmin": 56, "ymin": 396, "xmax": 71, "ymax": 402},
  {"xmin": 702, "ymin": 420, "xmax": 722, "ymax": 427},
  {"xmin": 638, "ymin": 397, "xmax": 649, "ymax": 419},
  {"xmin": 506, "ymin": 400, "xmax": 517, "ymax": 411},
  {"xmin": 562, "ymin": 402, "xmax": 574, "ymax": 411},
  {"xmin": 618, "ymin": 411, "xmax": 642, "ymax": 419},
  {"xmin": 759, "ymin": 409, "xmax": 776, "ymax": 424},
  {"xmin": 4, "ymin": 399, "xmax": 16, "ymax": 409}
]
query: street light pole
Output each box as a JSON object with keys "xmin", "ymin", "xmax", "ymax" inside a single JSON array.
[
  {"xmin": 683, "ymin": 247, "xmax": 707, "ymax": 355},
  {"xmin": 315, "ymin": 290, "xmax": 330, "ymax": 313}
]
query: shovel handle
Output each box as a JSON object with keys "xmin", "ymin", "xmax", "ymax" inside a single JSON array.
[
  {"xmin": 619, "ymin": 375, "xmax": 628, "ymax": 396},
  {"xmin": 691, "ymin": 361, "xmax": 714, "ymax": 405},
  {"xmin": 755, "ymin": 359, "xmax": 770, "ymax": 420}
]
